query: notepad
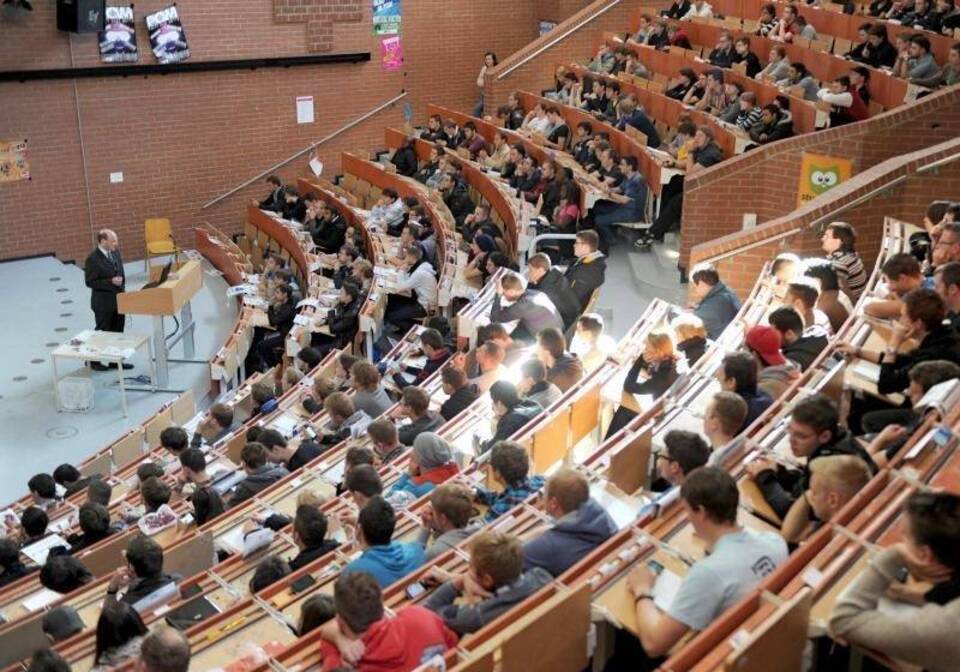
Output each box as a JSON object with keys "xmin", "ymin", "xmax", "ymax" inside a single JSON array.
[
  {"xmin": 652, "ymin": 569, "xmax": 683, "ymax": 613},
  {"xmin": 852, "ymin": 359, "xmax": 881, "ymax": 383},
  {"xmin": 21, "ymin": 588, "xmax": 61, "ymax": 612},
  {"xmin": 22, "ymin": 534, "xmax": 70, "ymax": 566}
]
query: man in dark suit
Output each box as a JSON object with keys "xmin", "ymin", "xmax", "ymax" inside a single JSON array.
[
  {"xmin": 563, "ymin": 230, "xmax": 607, "ymax": 311},
  {"xmin": 84, "ymin": 229, "xmax": 131, "ymax": 371},
  {"xmin": 258, "ymin": 175, "xmax": 285, "ymax": 212}
]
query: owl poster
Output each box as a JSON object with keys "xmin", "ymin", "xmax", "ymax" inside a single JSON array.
[{"xmin": 797, "ymin": 153, "xmax": 853, "ymax": 207}]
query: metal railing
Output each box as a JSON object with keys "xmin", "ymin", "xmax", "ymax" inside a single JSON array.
[
  {"xmin": 202, "ymin": 91, "xmax": 408, "ymax": 210},
  {"xmin": 495, "ymin": 0, "xmax": 622, "ymax": 80}
]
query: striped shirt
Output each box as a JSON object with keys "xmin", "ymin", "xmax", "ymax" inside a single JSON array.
[{"xmin": 829, "ymin": 250, "xmax": 867, "ymax": 302}]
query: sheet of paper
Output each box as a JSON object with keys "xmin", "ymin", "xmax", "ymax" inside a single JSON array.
[
  {"xmin": 22, "ymin": 534, "xmax": 71, "ymax": 566},
  {"xmin": 297, "ymin": 298, "xmax": 320, "ymax": 309},
  {"xmin": 22, "ymin": 588, "xmax": 61, "ymax": 612},
  {"xmin": 852, "ymin": 359, "xmax": 881, "ymax": 383},
  {"xmin": 652, "ymin": 568, "xmax": 683, "ymax": 613},
  {"xmin": 217, "ymin": 525, "xmax": 247, "ymax": 555},
  {"xmin": 309, "ymin": 157, "xmax": 324, "ymax": 177},
  {"xmin": 293, "ymin": 314, "xmax": 313, "ymax": 327},
  {"xmin": 296, "ymin": 96, "xmax": 315, "ymax": 124},
  {"xmin": 243, "ymin": 527, "xmax": 275, "ymax": 557},
  {"xmin": 271, "ymin": 413, "xmax": 300, "ymax": 438}
]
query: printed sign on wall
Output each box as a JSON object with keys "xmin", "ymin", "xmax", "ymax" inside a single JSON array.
[
  {"xmin": 146, "ymin": 5, "xmax": 190, "ymax": 64},
  {"xmin": 0, "ymin": 139, "xmax": 30, "ymax": 183},
  {"xmin": 373, "ymin": 0, "xmax": 401, "ymax": 34},
  {"xmin": 380, "ymin": 35, "xmax": 403, "ymax": 70},
  {"xmin": 797, "ymin": 153, "xmax": 853, "ymax": 207},
  {"xmin": 99, "ymin": 5, "xmax": 138, "ymax": 63}
]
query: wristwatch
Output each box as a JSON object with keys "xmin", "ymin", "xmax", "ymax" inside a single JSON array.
[{"xmin": 634, "ymin": 592, "xmax": 654, "ymax": 603}]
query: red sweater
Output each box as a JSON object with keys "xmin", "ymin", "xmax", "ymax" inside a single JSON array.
[{"xmin": 321, "ymin": 606, "xmax": 458, "ymax": 672}]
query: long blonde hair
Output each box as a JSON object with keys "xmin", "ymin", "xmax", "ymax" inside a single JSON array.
[{"xmin": 645, "ymin": 331, "xmax": 676, "ymax": 363}]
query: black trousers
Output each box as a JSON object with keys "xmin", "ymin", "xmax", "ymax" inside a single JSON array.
[
  {"xmin": 93, "ymin": 305, "xmax": 125, "ymax": 333},
  {"xmin": 385, "ymin": 294, "xmax": 427, "ymax": 334},
  {"xmin": 646, "ymin": 175, "xmax": 684, "ymax": 241}
]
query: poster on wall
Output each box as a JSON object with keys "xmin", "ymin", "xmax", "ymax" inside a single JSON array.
[
  {"xmin": 380, "ymin": 36, "xmax": 403, "ymax": 71},
  {"xmin": 145, "ymin": 5, "xmax": 190, "ymax": 64},
  {"xmin": 99, "ymin": 5, "xmax": 138, "ymax": 63},
  {"xmin": 796, "ymin": 152, "xmax": 853, "ymax": 207},
  {"xmin": 0, "ymin": 139, "xmax": 30, "ymax": 183},
  {"xmin": 373, "ymin": 0, "xmax": 401, "ymax": 35}
]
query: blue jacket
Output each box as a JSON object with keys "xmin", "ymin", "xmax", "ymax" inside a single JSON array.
[
  {"xmin": 694, "ymin": 282, "xmax": 741, "ymax": 340},
  {"xmin": 522, "ymin": 499, "xmax": 618, "ymax": 577},
  {"xmin": 619, "ymin": 173, "xmax": 648, "ymax": 220},
  {"xmin": 344, "ymin": 541, "xmax": 425, "ymax": 587}
]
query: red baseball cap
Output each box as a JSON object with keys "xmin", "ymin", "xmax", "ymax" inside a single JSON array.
[{"xmin": 745, "ymin": 325, "xmax": 786, "ymax": 366}]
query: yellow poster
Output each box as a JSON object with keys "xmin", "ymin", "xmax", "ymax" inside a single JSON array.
[
  {"xmin": 0, "ymin": 139, "xmax": 30, "ymax": 183},
  {"xmin": 797, "ymin": 152, "xmax": 852, "ymax": 207}
]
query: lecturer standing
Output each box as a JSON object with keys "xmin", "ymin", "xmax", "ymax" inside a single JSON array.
[{"xmin": 84, "ymin": 229, "xmax": 131, "ymax": 371}]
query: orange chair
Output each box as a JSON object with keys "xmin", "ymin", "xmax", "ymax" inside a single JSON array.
[{"xmin": 144, "ymin": 218, "xmax": 179, "ymax": 272}]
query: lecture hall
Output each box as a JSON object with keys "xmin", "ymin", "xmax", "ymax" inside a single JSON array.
[{"xmin": 1, "ymin": 0, "xmax": 959, "ymax": 670}]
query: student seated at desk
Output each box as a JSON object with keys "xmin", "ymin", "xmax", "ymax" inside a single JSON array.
[
  {"xmin": 40, "ymin": 554, "xmax": 93, "ymax": 594},
  {"xmin": 526, "ymin": 253, "xmax": 580, "ymax": 330},
  {"xmin": 121, "ymin": 476, "xmax": 171, "ymax": 526},
  {"xmin": 564, "ymin": 230, "xmax": 607, "ymax": 312},
  {"xmin": 249, "ymin": 283, "xmax": 297, "ymax": 373},
  {"xmin": 387, "ymin": 432, "xmax": 459, "ymax": 505},
  {"xmin": 523, "ymin": 468, "xmax": 617, "ymax": 577},
  {"xmin": 491, "ymin": 271, "xmax": 564, "ymax": 343},
  {"xmin": 439, "ymin": 366, "xmax": 480, "ymax": 421},
  {"xmin": 53, "ymin": 463, "xmax": 92, "ymax": 498},
  {"xmin": 396, "ymin": 387, "xmax": 444, "ymax": 446},
  {"xmin": 476, "ymin": 441, "xmax": 546, "ymax": 523},
  {"xmin": 781, "ymin": 455, "xmax": 871, "ymax": 545},
  {"xmin": 302, "ymin": 376, "xmax": 338, "ymax": 416},
  {"xmin": 518, "ymin": 357, "xmax": 562, "ymax": 410},
  {"xmin": 311, "ymin": 280, "xmax": 363, "ymax": 356},
  {"xmin": 864, "ymin": 359, "xmax": 960, "ymax": 467},
  {"xmin": 655, "ymin": 431, "xmax": 711, "ymax": 490},
  {"xmin": 27, "ymin": 472, "xmax": 60, "ymax": 511},
  {"xmin": 279, "ymin": 186, "xmax": 307, "ymax": 223},
  {"xmin": 66, "ymin": 502, "xmax": 115, "ymax": 553},
  {"xmin": 480, "ymin": 381, "xmax": 543, "ymax": 454},
  {"xmin": 317, "ymin": 571, "xmax": 458, "ymax": 671},
  {"xmin": 366, "ymin": 418, "xmax": 404, "ymax": 467},
  {"xmin": 745, "ymin": 325, "xmax": 801, "ymax": 399},
  {"xmin": 805, "ymin": 262, "xmax": 853, "ymax": 334},
  {"xmin": 841, "ymin": 288, "xmax": 960, "ymax": 431},
  {"xmin": 608, "ymin": 468, "xmax": 788, "ymax": 671},
  {"xmin": 298, "ymin": 593, "xmax": 337, "ymax": 636},
  {"xmin": 418, "ymin": 483, "xmax": 482, "ymax": 562},
  {"xmin": 537, "ymin": 327, "xmax": 584, "ymax": 393},
  {"xmin": 248, "ymin": 381, "xmax": 279, "ymax": 418},
  {"xmin": 746, "ymin": 394, "xmax": 875, "ymax": 521},
  {"xmin": 258, "ymin": 174, "xmax": 285, "ymax": 212},
  {"xmin": 314, "ymin": 392, "xmax": 371, "ymax": 448},
  {"xmin": 344, "ymin": 465, "xmax": 385, "ymax": 517},
  {"xmin": 864, "ymin": 252, "xmax": 930, "ymax": 320},
  {"xmin": 829, "ymin": 491, "xmax": 960, "ymax": 672},
  {"xmin": 42, "ymin": 605, "xmax": 85, "ymax": 644},
  {"xmin": 159, "ymin": 426, "xmax": 190, "ymax": 458},
  {"xmin": 784, "ymin": 281, "xmax": 833, "ymax": 337},
  {"xmin": 571, "ymin": 313, "xmax": 617, "ymax": 372},
  {"xmin": 190, "ymin": 486, "xmax": 225, "ymax": 527},
  {"xmin": 343, "ymin": 496, "xmax": 426, "ymax": 587},
  {"xmin": 189, "ymin": 403, "xmax": 235, "ymax": 449},
  {"xmin": 690, "ymin": 265, "xmax": 741, "ymax": 341},
  {"xmin": 768, "ymin": 306, "xmax": 828, "ymax": 374},
  {"xmin": 250, "ymin": 555, "xmax": 291, "ymax": 593},
  {"xmin": 671, "ymin": 314, "xmax": 708, "ymax": 369},
  {"xmin": 227, "ymin": 442, "xmax": 290, "ymax": 507},
  {"xmin": 384, "ymin": 245, "xmax": 438, "ymax": 336},
  {"xmin": 607, "ymin": 331, "xmax": 680, "ymax": 438},
  {"xmin": 0, "ymin": 537, "xmax": 32, "ymax": 587},
  {"xmin": 17, "ymin": 505, "xmax": 52, "ymax": 548},
  {"xmin": 347, "ymin": 361, "xmax": 393, "ymax": 418},
  {"xmin": 718, "ymin": 351, "xmax": 774, "ymax": 431},
  {"xmin": 704, "ymin": 392, "xmax": 749, "ymax": 463},
  {"xmin": 424, "ymin": 530, "xmax": 553, "ymax": 636},
  {"xmin": 91, "ymin": 603, "xmax": 147, "ymax": 672},
  {"xmin": 368, "ymin": 188, "xmax": 405, "ymax": 232},
  {"xmin": 104, "ymin": 536, "xmax": 180, "ymax": 608},
  {"xmin": 260, "ymin": 428, "xmax": 324, "ymax": 472},
  {"xmin": 388, "ymin": 328, "xmax": 451, "ymax": 390}
]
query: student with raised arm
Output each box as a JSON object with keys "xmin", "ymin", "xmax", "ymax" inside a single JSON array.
[
  {"xmin": 610, "ymin": 468, "xmax": 787, "ymax": 670},
  {"xmin": 830, "ymin": 491, "xmax": 960, "ymax": 671}
]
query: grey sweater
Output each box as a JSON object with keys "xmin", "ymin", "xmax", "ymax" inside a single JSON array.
[
  {"xmin": 829, "ymin": 548, "xmax": 960, "ymax": 672},
  {"xmin": 417, "ymin": 522, "xmax": 482, "ymax": 562}
]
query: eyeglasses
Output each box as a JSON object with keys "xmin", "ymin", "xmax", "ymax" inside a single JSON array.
[{"xmin": 653, "ymin": 450, "xmax": 676, "ymax": 463}]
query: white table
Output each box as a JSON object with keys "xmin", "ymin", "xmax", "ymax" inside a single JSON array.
[{"xmin": 51, "ymin": 330, "xmax": 157, "ymax": 417}]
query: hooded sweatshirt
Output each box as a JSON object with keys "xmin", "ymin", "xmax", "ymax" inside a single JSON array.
[
  {"xmin": 424, "ymin": 566, "xmax": 554, "ymax": 635},
  {"xmin": 344, "ymin": 540, "xmax": 426, "ymax": 587},
  {"xmin": 320, "ymin": 605, "xmax": 458, "ymax": 672},
  {"xmin": 783, "ymin": 334, "xmax": 828, "ymax": 372},
  {"xmin": 481, "ymin": 399, "xmax": 543, "ymax": 453},
  {"xmin": 522, "ymin": 499, "xmax": 618, "ymax": 576},
  {"xmin": 757, "ymin": 362, "xmax": 800, "ymax": 400},
  {"xmin": 228, "ymin": 463, "xmax": 290, "ymax": 506}
]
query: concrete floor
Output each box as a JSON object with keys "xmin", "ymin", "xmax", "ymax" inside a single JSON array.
[{"xmin": 0, "ymin": 254, "xmax": 237, "ymax": 499}]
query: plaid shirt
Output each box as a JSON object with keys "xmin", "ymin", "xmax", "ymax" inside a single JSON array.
[{"xmin": 477, "ymin": 476, "xmax": 546, "ymax": 522}]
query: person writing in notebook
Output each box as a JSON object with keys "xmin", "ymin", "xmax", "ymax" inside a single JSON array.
[{"xmin": 609, "ymin": 468, "xmax": 787, "ymax": 671}]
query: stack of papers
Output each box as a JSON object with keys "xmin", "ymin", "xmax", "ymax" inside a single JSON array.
[{"xmin": 102, "ymin": 346, "xmax": 136, "ymax": 360}]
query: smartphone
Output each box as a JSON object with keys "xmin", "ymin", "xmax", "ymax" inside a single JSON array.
[
  {"xmin": 180, "ymin": 583, "xmax": 202, "ymax": 599},
  {"xmin": 291, "ymin": 574, "xmax": 317, "ymax": 594},
  {"xmin": 933, "ymin": 425, "xmax": 953, "ymax": 448},
  {"xmin": 647, "ymin": 559, "xmax": 665, "ymax": 575},
  {"xmin": 405, "ymin": 582, "xmax": 427, "ymax": 599}
]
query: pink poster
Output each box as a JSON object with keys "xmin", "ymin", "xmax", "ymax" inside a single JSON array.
[{"xmin": 380, "ymin": 36, "xmax": 402, "ymax": 71}]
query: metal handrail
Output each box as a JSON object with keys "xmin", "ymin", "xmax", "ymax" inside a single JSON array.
[
  {"xmin": 201, "ymin": 91, "xmax": 408, "ymax": 210},
  {"xmin": 495, "ymin": 0, "xmax": 622, "ymax": 80}
]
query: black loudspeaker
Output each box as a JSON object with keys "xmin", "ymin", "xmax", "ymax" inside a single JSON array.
[{"xmin": 56, "ymin": 0, "xmax": 105, "ymax": 33}]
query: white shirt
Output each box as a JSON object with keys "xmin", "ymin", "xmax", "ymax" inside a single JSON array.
[
  {"xmin": 395, "ymin": 262, "xmax": 438, "ymax": 309},
  {"xmin": 369, "ymin": 199, "xmax": 405, "ymax": 228},
  {"xmin": 682, "ymin": 1, "xmax": 714, "ymax": 19}
]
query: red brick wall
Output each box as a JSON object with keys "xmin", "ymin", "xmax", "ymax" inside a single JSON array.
[
  {"xmin": 0, "ymin": 0, "xmax": 542, "ymax": 263},
  {"xmin": 681, "ymin": 86, "xmax": 960, "ymax": 272},
  {"xmin": 690, "ymin": 136, "xmax": 960, "ymax": 298}
]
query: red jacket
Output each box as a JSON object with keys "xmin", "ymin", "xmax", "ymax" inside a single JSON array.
[
  {"xmin": 321, "ymin": 606, "xmax": 458, "ymax": 672},
  {"xmin": 846, "ymin": 85, "xmax": 869, "ymax": 121}
]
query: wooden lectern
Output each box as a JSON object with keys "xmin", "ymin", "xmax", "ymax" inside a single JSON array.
[{"xmin": 118, "ymin": 260, "xmax": 203, "ymax": 388}]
